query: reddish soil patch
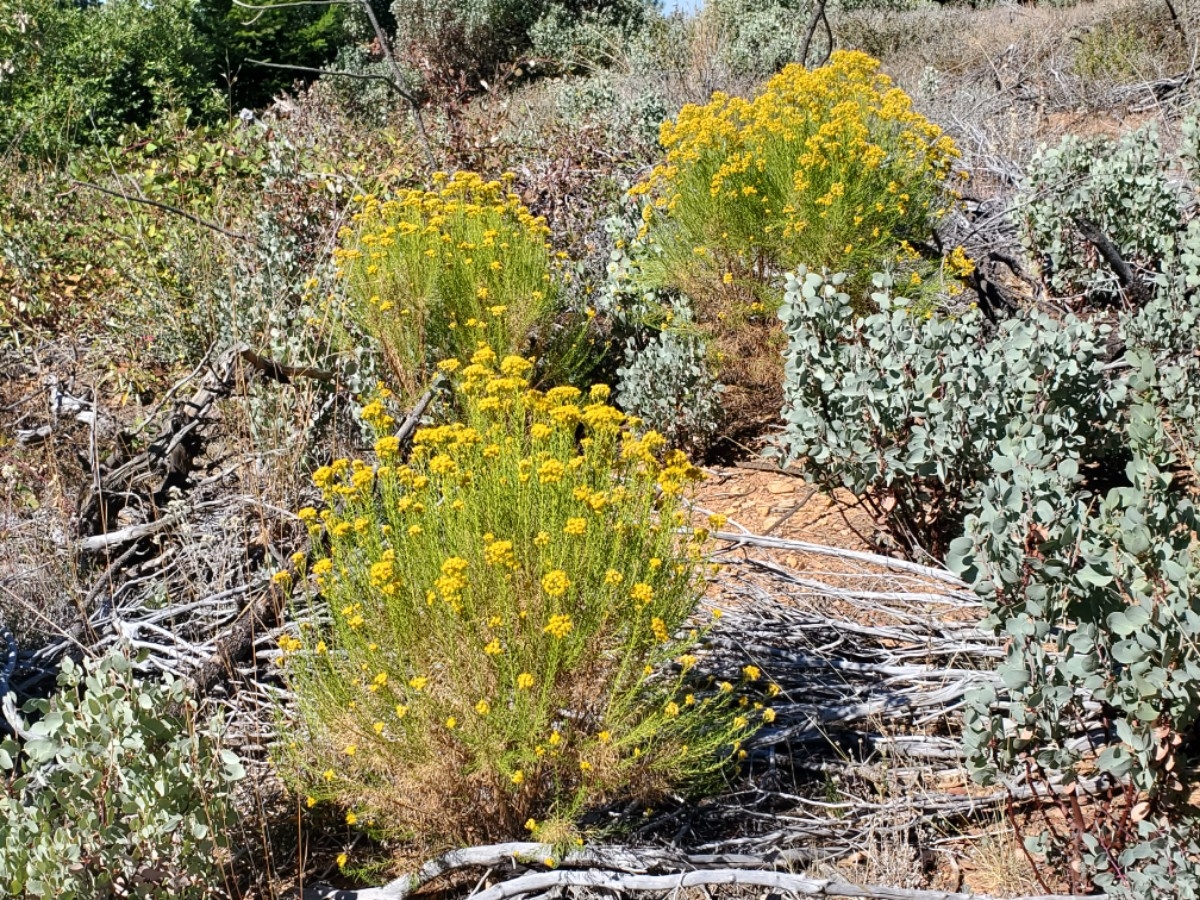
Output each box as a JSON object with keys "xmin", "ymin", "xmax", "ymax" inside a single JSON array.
[{"xmin": 694, "ymin": 464, "xmax": 877, "ymax": 552}]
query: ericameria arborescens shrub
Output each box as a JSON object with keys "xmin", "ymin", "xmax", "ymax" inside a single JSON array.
[
  {"xmin": 630, "ymin": 50, "xmax": 963, "ymax": 300},
  {"xmin": 335, "ymin": 172, "xmax": 560, "ymax": 398},
  {"xmin": 277, "ymin": 346, "xmax": 758, "ymax": 847}
]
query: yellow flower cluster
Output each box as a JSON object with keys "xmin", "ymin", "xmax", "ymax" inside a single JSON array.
[
  {"xmin": 945, "ymin": 245, "xmax": 975, "ymax": 278},
  {"xmin": 335, "ymin": 171, "xmax": 558, "ymax": 398},
  {"xmin": 631, "ymin": 50, "xmax": 963, "ymax": 298},
  {"xmin": 277, "ymin": 342, "xmax": 757, "ymax": 846}
]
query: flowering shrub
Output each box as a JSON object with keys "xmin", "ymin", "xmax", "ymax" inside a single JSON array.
[
  {"xmin": 277, "ymin": 346, "xmax": 757, "ymax": 847},
  {"xmin": 336, "ymin": 172, "xmax": 561, "ymax": 397},
  {"xmin": 630, "ymin": 51, "xmax": 962, "ymax": 301}
]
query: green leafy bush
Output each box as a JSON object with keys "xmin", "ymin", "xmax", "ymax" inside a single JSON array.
[
  {"xmin": 0, "ymin": 652, "xmax": 244, "ymax": 898},
  {"xmin": 529, "ymin": 2, "xmax": 652, "ymax": 71},
  {"xmin": 775, "ymin": 266, "xmax": 1118, "ymax": 556},
  {"xmin": 552, "ymin": 73, "xmax": 668, "ymax": 151},
  {"xmin": 277, "ymin": 350, "xmax": 754, "ymax": 847},
  {"xmin": 594, "ymin": 214, "xmax": 724, "ymax": 451},
  {"xmin": 1122, "ymin": 242, "xmax": 1200, "ymax": 470},
  {"xmin": 0, "ymin": 0, "xmax": 218, "ymax": 158}
]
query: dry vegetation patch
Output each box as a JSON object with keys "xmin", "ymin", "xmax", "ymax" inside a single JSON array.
[{"xmin": 6, "ymin": 0, "xmax": 1200, "ymax": 894}]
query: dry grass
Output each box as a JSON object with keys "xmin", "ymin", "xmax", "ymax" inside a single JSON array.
[
  {"xmin": 839, "ymin": 0, "xmax": 1196, "ymax": 176},
  {"xmin": 961, "ymin": 828, "xmax": 1048, "ymax": 898},
  {"xmin": 841, "ymin": 0, "xmax": 1187, "ymax": 89}
]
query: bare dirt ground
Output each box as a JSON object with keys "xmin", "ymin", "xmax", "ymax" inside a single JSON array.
[{"xmin": 694, "ymin": 465, "xmax": 877, "ymax": 553}]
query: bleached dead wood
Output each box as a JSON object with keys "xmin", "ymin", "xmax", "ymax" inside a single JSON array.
[
  {"xmin": 298, "ymin": 841, "xmax": 1087, "ymax": 900},
  {"xmin": 462, "ymin": 870, "xmax": 1083, "ymax": 900},
  {"xmin": 709, "ymin": 531, "xmax": 969, "ymax": 589}
]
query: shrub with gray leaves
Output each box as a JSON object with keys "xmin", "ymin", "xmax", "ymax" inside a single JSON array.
[
  {"xmin": 0, "ymin": 652, "xmax": 244, "ymax": 898},
  {"xmin": 949, "ymin": 406, "xmax": 1200, "ymax": 897},
  {"xmin": 616, "ymin": 299, "xmax": 723, "ymax": 452},
  {"xmin": 598, "ymin": 213, "xmax": 724, "ymax": 451},
  {"xmin": 1021, "ymin": 125, "xmax": 1181, "ymax": 300},
  {"xmin": 775, "ymin": 266, "xmax": 1119, "ymax": 555}
]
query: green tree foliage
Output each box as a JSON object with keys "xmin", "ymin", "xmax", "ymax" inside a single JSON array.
[
  {"xmin": 0, "ymin": 0, "xmax": 359, "ymax": 158},
  {"xmin": 194, "ymin": 0, "xmax": 350, "ymax": 111},
  {"xmin": 0, "ymin": 0, "xmax": 217, "ymax": 157}
]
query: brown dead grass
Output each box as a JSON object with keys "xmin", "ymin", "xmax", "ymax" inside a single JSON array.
[{"xmin": 961, "ymin": 829, "xmax": 1050, "ymax": 898}]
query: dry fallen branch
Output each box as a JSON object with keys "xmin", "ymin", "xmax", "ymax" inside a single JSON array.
[
  {"xmin": 70, "ymin": 180, "xmax": 253, "ymax": 241},
  {"xmin": 463, "ymin": 869, "xmax": 1084, "ymax": 900},
  {"xmin": 78, "ymin": 343, "xmax": 336, "ymax": 546},
  {"xmin": 298, "ymin": 842, "xmax": 1086, "ymax": 900},
  {"xmin": 12, "ymin": 361, "xmax": 446, "ymax": 707},
  {"xmin": 709, "ymin": 531, "xmax": 968, "ymax": 589},
  {"xmin": 0, "ymin": 621, "xmax": 15, "ymax": 702}
]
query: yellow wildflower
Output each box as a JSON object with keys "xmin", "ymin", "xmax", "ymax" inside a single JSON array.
[
  {"xmin": 541, "ymin": 570, "xmax": 570, "ymax": 597},
  {"xmin": 544, "ymin": 614, "xmax": 574, "ymax": 639}
]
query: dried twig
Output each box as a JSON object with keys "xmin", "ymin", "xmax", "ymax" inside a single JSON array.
[
  {"xmin": 709, "ymin": 530, "xmax": 968, "ymax": 588},
  {"xmin": 799, "ymin": 0, "xmax": 833, "ymax": 69},
  {"xmin": 70, "ymin": 180, "xmax": 253, "ymax": 241}
]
